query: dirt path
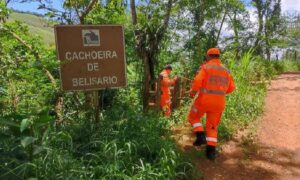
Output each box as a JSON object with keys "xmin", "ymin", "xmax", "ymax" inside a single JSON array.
[{"xmin": 172, "ymin": 73, "xmax": 300, "ymax": 179}]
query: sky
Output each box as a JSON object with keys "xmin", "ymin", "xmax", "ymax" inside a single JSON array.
[
  {"xmin": 282, "ymin": 0, "xmax": 300, "ymax": 12},
  {"xmin": 8, "ymin": 0, "xmax": 64, "ymax": 13},
  {"xmin": 7, "ymin": 0, "xmax": 300, "ymax": 14}
]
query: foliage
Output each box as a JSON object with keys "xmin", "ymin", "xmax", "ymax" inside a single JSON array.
[
  {"xmin": 171, "ymin": 51, "xmax": 300, "ymax": 143},
  {"xmin": 252, "ymin": 0, "xmax": 284, "ymax": 59},
  {"xmin": 0, "ymin": 8, "xmax": 195, "ymax": 179},
  {"xmin": 280, "ymin": 11, "xmax": 300, "ymax": 60},
  {"xmin": 1, "ymin": 1, "xmax": 300, "ymax": 179},
  {"xmin": 0, "ymin": 1, "xmax": 9, "ymax": 22},
  {"xmin": 1, "ymin": 106, "xmax": 196, "ymax": 179},
  {"xmin": 0, "ymin": 20, "xmax": 58, "ymax": 166}
]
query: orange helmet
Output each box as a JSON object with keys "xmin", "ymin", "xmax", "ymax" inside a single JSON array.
[{"xmin": 207, "ymin": 48, "xmax": 221, "ymax": 55}]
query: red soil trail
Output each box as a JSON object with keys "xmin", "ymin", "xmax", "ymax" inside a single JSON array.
[{"xmin": 172, "ymin": 73, "xmax": 300, "ymax": 179}]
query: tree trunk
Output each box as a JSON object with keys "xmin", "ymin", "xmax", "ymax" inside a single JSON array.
[
  {"xmin": 171, "ymin": 78, "xmax": 181, "ymax": 110},
  {"xmin": 232, "ymin": 11, "xmax": 240, "ymax": 59},
  {"xmin": 55, "ymin": 94, "xmax": 64, "ymax": 124},
  {"xmin": 130, "ymin": 0, "xmax": 173, "ymax": 111},
  {"xmin": 194, "ymin": 0, "xmax": 205, "ymax": 57},
  {"xmin": 265, "ymin": 25, "xmax": 271, "ymax": 60},
  {"xmin": 9, "ymin": 81, "xmax": 18, "ymax": 111},
  {"xmin": 142, "ymin": 55, "xmax": 151, "ymax": 112},
  {"xmin": 266, "ymin": 46, "xmax": 271, "ymax": 60},
  {"xmin": 215, "ymin": 10, "xmax": 227, "ymax": 46},
  {"xmin": 79, "ymin": 0, "xmax": 98, "ymax": 24},
  {"xmin": 253, "ymin": 0, "xmax": 264, "ymax": 56}
]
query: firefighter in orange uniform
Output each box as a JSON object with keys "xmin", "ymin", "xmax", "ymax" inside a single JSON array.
[
  {"xmin": 188, "ymin": 48, "xmax": 235, "ymax": 160},
  {"xmin": 160, "ymin": 65, "xmax": 177, "ymax": 117}
]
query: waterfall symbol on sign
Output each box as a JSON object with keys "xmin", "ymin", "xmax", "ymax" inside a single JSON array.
[{"xmin": 82, "ymin": 30, "xmax": 100, "ymax": 47}]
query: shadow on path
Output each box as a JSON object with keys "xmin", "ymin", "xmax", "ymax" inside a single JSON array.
[{"xmin": 172, "ymin": 124, "xmax": 300, "ymax": 180}]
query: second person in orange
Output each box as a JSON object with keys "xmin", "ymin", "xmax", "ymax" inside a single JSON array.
[{"xmin": 160, "ymin": 65, "xmax": 178, "ymax": 117}]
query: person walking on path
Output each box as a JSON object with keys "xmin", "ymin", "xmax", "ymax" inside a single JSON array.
[{"xmin": 188, "ymin": 48, "xmax": 235, "ymax": 160}]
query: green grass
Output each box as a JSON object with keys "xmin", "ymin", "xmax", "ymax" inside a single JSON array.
[{"xmin": 8, "ymin": 11, "xmax": 54, "ymax": 45}]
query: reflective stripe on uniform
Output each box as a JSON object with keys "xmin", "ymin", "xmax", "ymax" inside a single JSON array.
[
  {"xmin": 208, "ymin": 76, "xmax": 229, "ymax": 86},
  {"xmin": 200, "ymin": 88, "xmax": 225, "ymax": 95},
  {"xmin": 206, "ymin": 137, "xmax": 217, "ymax": 142},
  {"xmin": 204, "ymin": 65, "xmax": 231, "ymax": 74},
  {"xmin": 193, "ymin": 122, "xmax": 203, "ymax": 128}
]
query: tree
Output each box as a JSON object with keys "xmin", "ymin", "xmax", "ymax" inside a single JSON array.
[
  {"xmin": 226, "ymin": 0, "xmax": 248, "ymax": 58},
  {"xmin": 264, "ymin": 0, "xmax": 282, "ymax": 60},
  {"xmin": 188, "ymin": 0, "xmax": 221, "ymax": 53},
  {"xmin": 63, "ymin": 0, "xmax": 98, "ymax": 24},
  {"xmin": 172, "ymin": 0, "xmax": 244, "ymax": 73},
  {"xmin": 282, "ymin": 11, "xmax": 300, "ymax": 60},
  {"xmin": 0, "ymin": 0, "xmax": 10, "ymax": 22},
  {"xmin": 252, "ymin": 0, "xmax": 283, "ymax": 59},
  {"xmin": 1, "ymin": 0, "xmax": 12, "ymax": 6},
  {"xmin": 17, "ymin": 0, "xmax": 98, "ymax": 24},
  {"xmin": 252, "ymin": 0, "xmax": 264, "ymax": 56},
  {"xmin": 130, "ymin": 0, "xmax": 173, "ymax": 110}
]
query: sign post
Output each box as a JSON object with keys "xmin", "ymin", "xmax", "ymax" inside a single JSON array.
[{"xmin": 55, "ymin": 25, "xmax": 127, "ymax": 122}]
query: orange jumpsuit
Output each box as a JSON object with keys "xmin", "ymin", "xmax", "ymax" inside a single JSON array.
[
  {"xmin": 188, "ymin": 59, "xmax": 235, "ymax": 146},
  {"xmin": 160, "ymin": 69, "xmax": 175, "ymax": 117}
]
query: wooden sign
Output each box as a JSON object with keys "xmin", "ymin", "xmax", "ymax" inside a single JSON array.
[{"xmin": 55, "ymin": 25, "xmax": 127, "ymax": 91}]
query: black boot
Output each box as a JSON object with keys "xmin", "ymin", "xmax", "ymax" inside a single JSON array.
[
  {"xmin": 206, "ymin": 145, "xmax": 216, "ymax": 161},
  {"xmin": 193, "ymin": 132, "xmax": 206, "ymax": 146}
]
